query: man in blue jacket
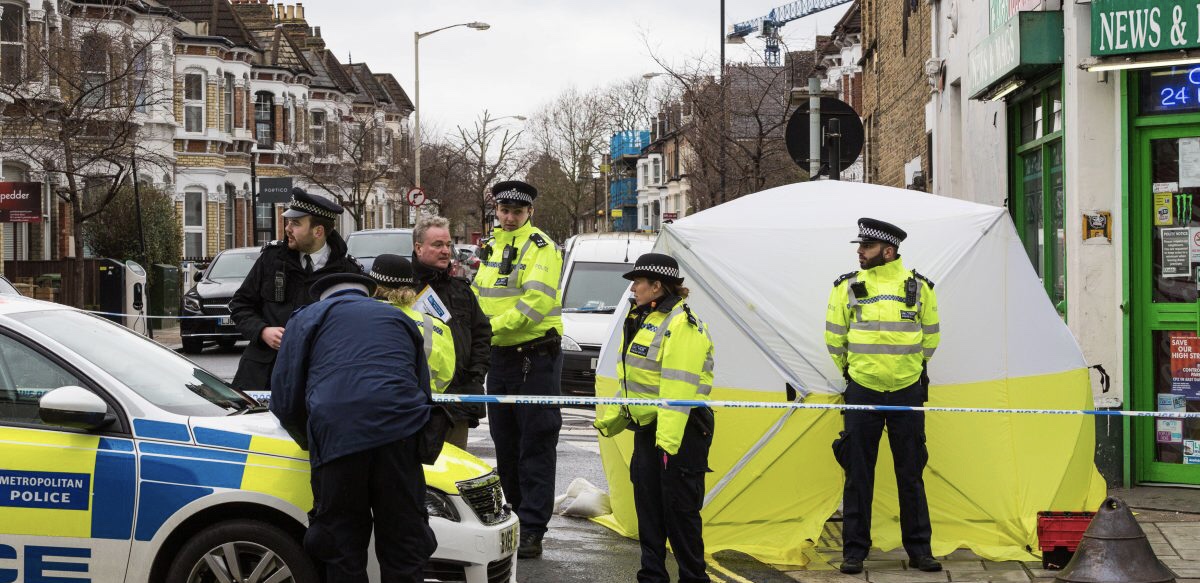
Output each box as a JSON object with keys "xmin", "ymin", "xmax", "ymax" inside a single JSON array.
[{"xmin": 271, "ymin": 272, "xmax": 435, "ymax": 583}]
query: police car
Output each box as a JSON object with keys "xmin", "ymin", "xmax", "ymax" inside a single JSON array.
[{"xmin": 0, "ymin": 296, "xmax": 517, "ymax": 582}]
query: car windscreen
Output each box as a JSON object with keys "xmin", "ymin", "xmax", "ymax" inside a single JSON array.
[
  {"xmin": 207, "ymin": 252, "xmax": 260, "ymax": 281},
  {"xmin": 10, "ymin": 310, "xmax": 259, "ymax": 416},
  {"xmin": 561, "ymin": 262, "xmax": 630, "ymax": 313},
  {"xmin": 347, "ymin": 232, "xmax": 413, "ymax": 258}
]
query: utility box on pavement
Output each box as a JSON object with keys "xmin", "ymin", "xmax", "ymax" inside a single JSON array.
[
  {"xmin": 150, "ymin": 264, "xmax": 180, "ymax": 331},
  {"xmin": 98, "ymin": 259, "xmax": 148, "ymax": 336}
]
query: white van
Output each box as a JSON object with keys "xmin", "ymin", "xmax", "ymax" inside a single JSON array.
[{"xmin": 558, "ymin": 232, "xmax": 657, "ymax": 396}]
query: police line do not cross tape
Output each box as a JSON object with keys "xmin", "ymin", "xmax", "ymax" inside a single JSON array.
[{"xmin": 243, "ymin": 392, "xmax": 1200, "ymax": 420}]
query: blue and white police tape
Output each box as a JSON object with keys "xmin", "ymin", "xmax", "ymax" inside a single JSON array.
[{"xmin": 243, "ymin": 391, "xmax": 1200, "ymax": 419}]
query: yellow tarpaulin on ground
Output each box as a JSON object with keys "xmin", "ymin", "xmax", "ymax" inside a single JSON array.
[{"xmin": 592, "ymin": 182, "xmax": 1107, "ymax": 566}]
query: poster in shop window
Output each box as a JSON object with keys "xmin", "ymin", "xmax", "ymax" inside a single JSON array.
[
  {"xmin": 1161, "ymin": 227, "xmax": 1191, "ymax": 278},
  {"xmin": 1157, "ymin": 419, "xmax": 1183, "ymax": 444},
  {"xmin": 1169, "ymin": 332, "xmax": 1200, "ymax": 400}
]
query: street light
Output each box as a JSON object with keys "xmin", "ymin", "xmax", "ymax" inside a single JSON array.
[{"xmin": 413, "ymin": 21, "xmax": 490, "ymax": 190}]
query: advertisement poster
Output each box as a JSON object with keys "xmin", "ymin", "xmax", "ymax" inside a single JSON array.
[
  {"xmin": 1157, "ymin": 419, "xmax": 1184, "ymax": 443},
  {"xmin": 1169, "ymin": 332, "xmax": 1200, "ymax": 399},
  {"xmin": 1159, "ymin": 394, "xmax": 1187, "ymax": 412},
  {"xmin": 1155, "ymin": 192, "xmax": 1174, "ymax": 226},
  {"xmin": 0, "ymin": 182, "xmax": 42, "ymax": 223},
  {"xmin": 1185, "ymin": 440, "xmax": 1200, "ymax": 464},
  {"xmin": 1162, "ymin": 228, "xmax": 1191, "ymax": 278}
]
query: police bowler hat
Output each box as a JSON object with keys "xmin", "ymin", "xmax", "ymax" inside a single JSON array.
[
  {"xmin": 851, "ymin": 217, "xmax": 907, "ymax": 247},
  {"xmin": 492, "ymin": 180, "xmax": 537, "ymax": 207},
  {"xmin": 369, "ymin": 254, "xmax": 416, "ymax": 289},
  {"xmin": 622, "ymin": 253, "xmax": 684, "ymax": 286},
  {"xmin": 282, "ymin": 187, "xmax": 344, "ymax": 220}
]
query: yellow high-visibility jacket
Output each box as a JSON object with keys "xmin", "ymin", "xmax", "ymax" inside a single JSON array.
[
  {"xmin": 472, "ymin": 220, "xmax": 563, "ymax": 346},
  {"xmin": 825, "ymin": 258, "xmax": 940, "ymax": 392},
  {"xmin": 595, "ymin": 296, "xmax": 715, "ymax": 455},
  {"xmin": 385, "ymin": 301, "xmax": 456, "ymax": 393}
]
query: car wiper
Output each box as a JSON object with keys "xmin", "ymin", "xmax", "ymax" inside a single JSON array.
[{"xmin": 229, "ymin": 404, "xmax": 270, "ymax": 415}]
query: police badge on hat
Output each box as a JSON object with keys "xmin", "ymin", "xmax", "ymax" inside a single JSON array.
[
  {"xmin": 491, "ymin": 180, "xmax": 538, "ymax": 207},
  {"xmin": 851, "ymin": 218, "xmax": 908, "ymax": 247},
  {"xmin": 282, "ymin": 187, "xmax": 344, "ymax": 220}
]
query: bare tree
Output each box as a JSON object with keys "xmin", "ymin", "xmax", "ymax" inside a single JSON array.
[
  {"xmin": 287, "ymin": 110, "xmax": 396, "ymax": 230},
  {"xmin": 0, "ymin": 8, "xmax": 176, "ymax": 306},
  {"xmin": 443, "ymin": 110, "xmax": 525, "ymax": 237},
  {"xmin": 526, "ymin": 87, "xmax": 609, "ymax": 237}
]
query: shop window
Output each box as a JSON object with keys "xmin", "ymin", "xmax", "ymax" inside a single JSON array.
[
  {"xmin": 255, "ymin": 92, "xmax": 274, "ymax": 149},
  {"xmin": 1009, "ymin": 77, "xmax": 1066, "ymax": 319},
  {"xmin": 183, "ymin": 189, "xmax": 205, "ymax": 258},
  {"xmin": 0, "ymin": 3, "xmax": 23, "ymax": 84},
  {"xmin": 184, "ymin": 72, "xmax": 204, "ymax": 133}
]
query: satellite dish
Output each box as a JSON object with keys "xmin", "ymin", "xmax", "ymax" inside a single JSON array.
[{"xmin": 785, "ymin": 97, "xmax": 864, "ymax": 174}]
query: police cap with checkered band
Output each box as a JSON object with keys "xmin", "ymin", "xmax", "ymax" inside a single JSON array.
[
  {"xmin": 282, "ymin": 187, "xmax": 344, "ymax": 220},
  {"xmin": 622, "ymin": 253, "xmax": 684, "ymax": 286},
  {"xmin": 850, "ymin": 217, "xmax": 907, "ymax": 247},
  {"xmin": 368, "ymin": 254, "xmax": 416, "ymax": 289},
  {"xmin": 491, "ymin": 180, "xmax": 538, "ymax": 207}
]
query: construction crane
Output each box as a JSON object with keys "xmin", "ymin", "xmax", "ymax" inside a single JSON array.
[{"xmin": 727, "ymin": 0, "xmax": 855, "ymax": 66}]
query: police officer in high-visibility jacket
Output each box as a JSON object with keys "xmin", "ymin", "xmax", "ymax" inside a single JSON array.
[
  {"xmin": 368, "ymin": 253, "xmax": 456, "ymax": 395},
  {"xmin": 472, "ymin": 180, "xmax": 564, "ymax": 559},
  {"xmin": 826, "ymin": 218, "xmax": 942, "ymax": 576},
  {"xmin": 594, "ymin": 253, "xmax": 715, "ymax": 583}
]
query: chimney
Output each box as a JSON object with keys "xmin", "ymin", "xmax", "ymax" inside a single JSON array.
[
  {"xmin": 286, "ymin": 4, "xmax": 294, "ymax": 20},
  {"xmin": 314, "ymin": 26, "xmax": 321, "ymax": 37},
  {"xmin": 296, "ymin": 3, "xmax": 304, "ymax": 20}
]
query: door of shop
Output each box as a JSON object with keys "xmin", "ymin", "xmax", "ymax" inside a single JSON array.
[{"xmin": 1131, "ymin": 122, "xmax": 1200, "ymax": 484}]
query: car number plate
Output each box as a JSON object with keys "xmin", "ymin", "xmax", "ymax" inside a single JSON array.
[
  {"xmin": 218, "ymin": 316, "xmax": 233, "ymax": 326},
  {"xmin": 500, "ymin": 524, "xmax": 518, "ymax": 555},
  {"xmin": 590, "ymin": 358, "xmax": 598, "ymax": 370}
]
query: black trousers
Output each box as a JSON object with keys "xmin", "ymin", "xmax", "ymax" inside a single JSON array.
[
  {"xmin": 834, "ymin": 379, "xmax": 932, "ymax": 561},
  {"xmin": 304, "ymin": 437, "xmax": 436, "ymax": 583},
  {"xmin": 486, "ymin": 346, "xmax": 563, "ymax": 535},
  {"xmin": 630, "ymin": 409, "xmax": 714, "ymax": 583}
]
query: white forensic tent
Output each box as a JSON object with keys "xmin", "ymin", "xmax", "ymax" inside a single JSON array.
[{"xmin": 592, "ymin": 181, "xmax": 1107, "ymax": 566}]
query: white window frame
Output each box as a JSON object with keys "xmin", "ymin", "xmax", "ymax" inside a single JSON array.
[
  {"xmin": 255, "ymin": 92, "xmax": 274, "ymax": 149},
  {"xmin": 183, "ymin": 189, "xmax": 206, "ymax": 258},
  {"xmin": 651, "ymin": 157, "xmax": 661, "ymax": 185},
  {"xmin": 184, "ymin": 72, "xmax": 205, "ymax": 133},
  {"xmin": 311, "ymin": 109, "xmax": 326, "ymax": 157},
  {"xmin": 223, "ymin": 73, "xmax": 235, "ymax": 132},
  {"xmin": 80, "ymin": 33, "xmax": 109, "ymax": 108},
  {"xmin": 0, "ymin": 3, "xmax": 25, "ymax": 84}
]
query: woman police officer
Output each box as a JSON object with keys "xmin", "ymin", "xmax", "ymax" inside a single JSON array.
[
  {"xmin": 368, "ymin": 253, "xmax": 456, "ymax": 395},
  {"xmin": 594, "ymin": 253, "xmax": 716, "ymax": 583}
]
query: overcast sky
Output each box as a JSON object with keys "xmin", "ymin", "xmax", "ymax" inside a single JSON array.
[{"xmin": 302, "ymin": 0, "xmax": 851, "ymax": 137}]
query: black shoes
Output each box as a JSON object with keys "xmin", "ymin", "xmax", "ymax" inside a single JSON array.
[
  {"xmin": 517, "ymin": 531, "xmax": 544, "ymax": 559},
  {"xmin": 839, "ymin": 557, "xmax": 864, "ymax": 574},
  {"xmin": 909, "ymin": 556, "xmax": 943, "ymax": 572}
]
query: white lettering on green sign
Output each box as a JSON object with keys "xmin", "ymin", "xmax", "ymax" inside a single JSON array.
[{"xmin": 1092, "ymin": 0, "xmax": 1200, "ymax": 55}]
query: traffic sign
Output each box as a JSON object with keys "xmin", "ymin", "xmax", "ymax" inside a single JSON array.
[
  {"xmin": 785, "ymin": 97, "xmax": 864, "ymax": 175},
  {"xmin": 407, "ymin": 187, "xmax": 427, "ymax": 206}
]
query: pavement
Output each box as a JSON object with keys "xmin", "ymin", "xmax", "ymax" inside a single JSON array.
[{"xmin": 147, "ymin": 324, "xmax": 183, "ymax": 349}]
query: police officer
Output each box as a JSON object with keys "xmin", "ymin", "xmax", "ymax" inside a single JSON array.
[
  {"xmin": 271, "ymin": 272, "xmax": 436, "ymax": 583},
  {"xmin": 412, "ymin": 216, "xmax": 492, "ymax": 449},
  {"xmin": 594, "ymin": 253, "xmax": 715, "ymax": 583},
  {"xmin": 368, "ymin": 253, "xmax": 456, "ymax": 395},
  {"xmin": 229, "ymin": 188, "xmax": 361, "ymax": 392},
  {"xmin": 472, "ymin": 180, "xmax": 563, "ymax": 559},
  {"xmin": 825, "ymin": 218, "xmax": 941, "ymax": 575}
]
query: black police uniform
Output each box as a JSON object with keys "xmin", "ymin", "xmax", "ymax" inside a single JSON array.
[
  {"xmin": 412, "ymin": 257, "xmax": 492, "ymax": 442},
  {"xmin": 229, "ymin": 189, "xmax": 361, "ymax": 392}
]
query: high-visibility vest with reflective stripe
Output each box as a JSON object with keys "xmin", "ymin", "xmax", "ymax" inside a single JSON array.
[
  {"xmin": 388, "ymin": 302, "xmax": 456, "ymax": 393},
  {"xmin": 825, "ymin": 257, "xmax": 940, "ymax": 392},
  {"xmin": 472, "ymin": 221, "xmax": 563, "ymax": 346},
  {"xmin": 597, "ymin": 298, "xmax": 714, "ymax": 455}
]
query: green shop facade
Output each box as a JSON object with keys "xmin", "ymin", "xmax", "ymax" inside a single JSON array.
[{"xmin": 964, "ymin": 0, "xmax": 1200, "ymax": 486}]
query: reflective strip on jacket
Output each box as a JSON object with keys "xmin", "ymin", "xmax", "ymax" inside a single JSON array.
[
  {"xmin": 825, "ymin": 257, "xmax": 940, "ymax": 392},
  {"xmin": 471, "ymin": 221, "xmax": 564, "ymax": 346},
  {"xmin": 386, "ymin": 301, "xmax": 456, "ymax": 393},
  {"xmin": 596, "ymin": 297, "xmax": 715, "ymax": 455}
]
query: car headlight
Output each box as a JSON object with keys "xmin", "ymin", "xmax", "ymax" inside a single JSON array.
[
  {"xmin": 425, "ymin": 489, "xmax": 460, "ymax": 522},
  {"xmin": 561, "ymin": 335, "xmax": 582, "ymax": 351},
  {"xmin": 183, "ymin": 294, "xmax": 201, "ymax": 312}
]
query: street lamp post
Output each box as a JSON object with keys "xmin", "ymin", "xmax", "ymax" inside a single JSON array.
[{"xmin": 413, "ymin": 21, "xmax": 489, "ymax": 190}]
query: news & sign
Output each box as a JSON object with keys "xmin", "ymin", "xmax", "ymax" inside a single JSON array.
[{"xmin": 0, "ymin": 182, "xmax": 43, "ymax": 223}]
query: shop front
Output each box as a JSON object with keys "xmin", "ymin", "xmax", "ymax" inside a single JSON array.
[{"xmin": 1094, "ymin": 0, "xmax": 1200, "ymax": 484}]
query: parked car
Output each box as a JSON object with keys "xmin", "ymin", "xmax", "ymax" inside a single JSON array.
[
  {"xmin": 454, "ymin": 244, "xmax": 481, "ymax": 279},
  {"xmin": 559, "ymin": 232, "xmax": 657, "ymax": 396},
  {"xmin": 179, "ymin": 247, "xmax": 262, "ymax": 354},
  {"xmin": 345, "ymin": 228, "xmax": 415, "ymax": 273},
  {"xmin": 0, "ymin": 295, "xmax": 518, "ymax": 583},
  {"xmin": 0, "ymin": 274, "xmax": 18, "ymax": 295}
]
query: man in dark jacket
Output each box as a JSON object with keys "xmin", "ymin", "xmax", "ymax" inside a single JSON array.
[
  {"xmin": 411, "ymin": 216, "xmax": 491, "ymax": 449},
  {"xmin": 229, "ymin": 188, "xmax": 362, "ymax": 392},
  {"xmin": 271, "ymin": 272, "xmax": 435, "ymax": 583}
]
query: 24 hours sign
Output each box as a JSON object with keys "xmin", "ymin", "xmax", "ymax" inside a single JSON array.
[{"xmin": 1092, "ymin": 0, "xmax": 1200, "ymax": 56}]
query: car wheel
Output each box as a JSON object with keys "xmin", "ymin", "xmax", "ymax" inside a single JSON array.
[
  {"xmin": 180, "ymin": 337, "xmax": 205, "ymax": 354},
  {"xmin": 217, "ymin": 338, "xmax": 238, "ymax": 350},
  {"xmin": 165, "ymin": 519, "xmax": 318, "ymax": 583}
]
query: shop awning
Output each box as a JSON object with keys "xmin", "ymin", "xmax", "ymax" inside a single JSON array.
[{"xmin": 967, "ymin": 12, "xmax": 1065, "ymax": 100}]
